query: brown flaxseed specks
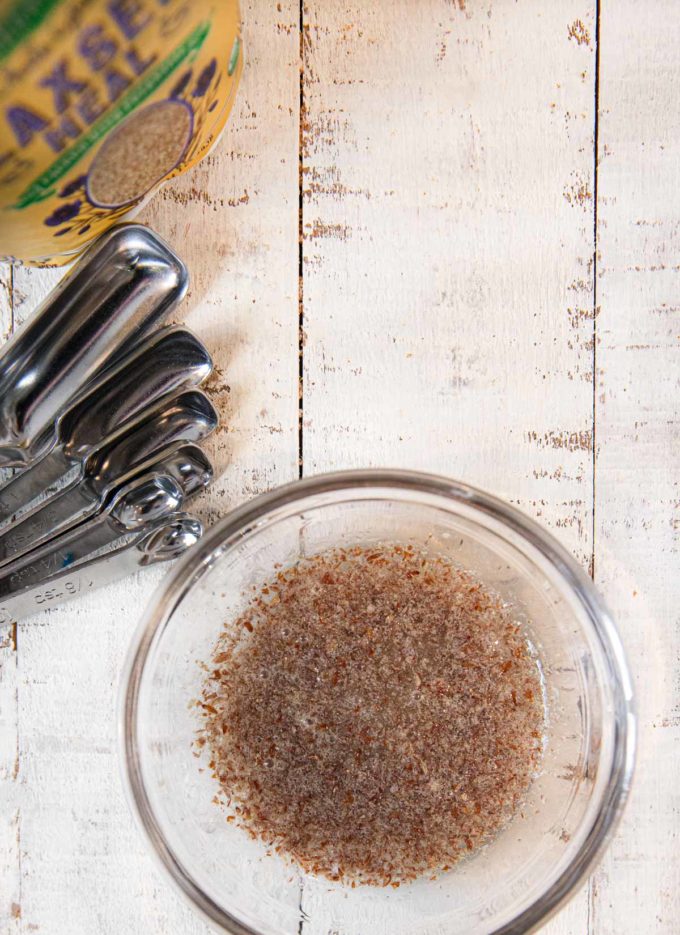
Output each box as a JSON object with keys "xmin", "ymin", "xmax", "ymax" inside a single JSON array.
[{"xmin": 198, "ymin": 545, "xmax": 544, "ymax": 886}]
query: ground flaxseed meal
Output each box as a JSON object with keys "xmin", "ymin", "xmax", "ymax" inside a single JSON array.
[
  {"xmin": 198, "ymin": 545, "xmax": 544, "ymax": 886},
  {"xmin": 87, "ymin": 100, "xmax": 193, "ymax": 208}
]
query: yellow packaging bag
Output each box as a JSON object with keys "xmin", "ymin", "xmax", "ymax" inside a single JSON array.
[{"xmin": 0, "ymin": 0, "xmax": 242, "ymax": 265}]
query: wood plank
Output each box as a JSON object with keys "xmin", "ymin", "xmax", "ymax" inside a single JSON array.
[
  {"xmin": 301, "ymin": 2, "xmax": 596, "ymax": 931},
  {"xmin": 139, "ymin": 0, "xmax": 301, "ymax": 520},
  {"xmin": 0, "ymin": 0, "xmax": 300, "ymax": 931},
  {"xmin": 301, "ymin": 0, "xmax": 597, "ymax": 568},
  {"xmin": 0, "ymin": 265, "xmax": 10, "ymax": 339},
  {"xmin": 0, "ymin": 621, "xmax": 19, "ymax": 935},
  {"xmin": 11, "ymin": 266, "xmax": 63, "ymax": 327},
  {"xmin": 0, "ymin": 264, "xmax": 20, "ymax": 934},
  {"xmin": 592, "ymin": 3, "xmax": 680, "ymax": 933}
]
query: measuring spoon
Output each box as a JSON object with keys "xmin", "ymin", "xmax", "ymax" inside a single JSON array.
[
  {"xmin": 0, "ymin": 326, "xmax": 212, "ymax": 523},
  {"xmin": 0, "ymin": 442, "xmax": 210, "ymax": 601},
  {"xmin": 0, "ymin": 473, "xmax": 186, "ymax": 596},
  {"xmin": 0, "ymin": 514, "xmax": 202, "ymax": 624},
  {"xmin": 0, "ymin": 225, "xmax": 188, "ymax": 468},
  {"xmin": 0, "ymin": 391, "xmax": 217, "ymax": 565}
]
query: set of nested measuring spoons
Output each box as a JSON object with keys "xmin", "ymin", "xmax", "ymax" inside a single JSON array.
[{"xmin": 0, "ymin": 225, "xmax": 218, "ymax": 624}]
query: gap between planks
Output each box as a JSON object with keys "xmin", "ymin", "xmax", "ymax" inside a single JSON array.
[
  {"xmin": 588, "ymin": 1, "xmax": 601, "ymax": 918},
  {"xmin": 590, "ymin": 0, "xmax": 602, "ymax": 587},
  {"xmin": 298, "ymin": 3, "xmax": 306, "ymax": 931},
  {"xmin": 298, "ymin": 0, "xmax": 306, "ymax": 481}
]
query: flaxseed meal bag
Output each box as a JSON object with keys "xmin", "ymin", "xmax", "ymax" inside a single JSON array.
[{"xmin": 0, "ymin": 0, "xmax": 242, "ymax": 265}]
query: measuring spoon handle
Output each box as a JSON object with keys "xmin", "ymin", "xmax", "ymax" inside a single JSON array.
[
  {"xmin": 0, "ymin": 480, "xmax": 97, "ymax": 566},
  {"xmin": 0, "ymin": 225, "xmax": 188, "ymax": 468},
  {"xmin": 0, "ymin": 514, "xmax": 202, "ymax": 624},
  {"xmin": 0, "ymin": 474, "xmax": 185, "ymax": 596},
  {"xmin": 60, "ymin": 326, "xmax": 213, "ymax": 461},
  {"xmin": 0, "ymin": 448, "xmax": 75, "ymax": 524}
]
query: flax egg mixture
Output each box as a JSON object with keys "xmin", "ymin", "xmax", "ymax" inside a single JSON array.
[{"xmin": 198, "ymin": 545, "xmax": 545, "ymax": 886}]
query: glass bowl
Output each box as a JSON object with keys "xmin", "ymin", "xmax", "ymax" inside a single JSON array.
[{"xmin": 119, "ymin": 470, "xmax": 635, "ymax": 935}]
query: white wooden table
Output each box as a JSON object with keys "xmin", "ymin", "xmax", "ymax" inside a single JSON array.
[{"xmin": 1, "ymin": 2, "xmax": 678, "ymax": 932}]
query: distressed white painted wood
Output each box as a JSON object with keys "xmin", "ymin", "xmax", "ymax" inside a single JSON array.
[
  {"xmin": 0, "ymin": 1, "xmax": 299, "ymax": 932},
  {"xmin": 0, "ymin": 1, "xmax": 678, "ymax": 933},
  {"xmin": 302, "ymin": 0, "xmax": 597, "ymax": 574},
  {"xmin": 0, "ymin": 266, "xmax": 10, "ymax": 336},
  {"xmin": 302, "ymin": 6, "xmax": 595, "ymax": 929},
  {"xmin": 0, "ymin": 264, "xmax": 19, "ymax": 929},
  {"xmin": 590, "ymin": 2, "xmax": 680, "ymax": 933}
]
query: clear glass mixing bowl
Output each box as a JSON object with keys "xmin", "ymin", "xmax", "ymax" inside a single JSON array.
[{"xmin": 119, "ymin": 470, "xmax": 635, "ymax": 935}]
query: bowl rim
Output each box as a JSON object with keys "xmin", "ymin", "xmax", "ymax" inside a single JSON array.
[{"xmin": 118, "ymin": 468, "xmax": 636, "ymax": 935}]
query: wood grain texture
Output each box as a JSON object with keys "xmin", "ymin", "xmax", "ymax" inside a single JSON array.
[
  {"xmin": 11, "ymin": 266, "xmax": 63, "ymax": 328},
  {"xmin": 0, "ymin": 265, "xmax": 10, "ymax": 337},
  {"xmin": 301, "ymin": 4, "xmax": 596, "ymax": 929},
  {"xmin": 301, "ymin": 0, "xmax": 597, "ymax": 569},
  {"xmin": 591, "ymin": 2, "xmax": 680, "ymax": 932},
  {"xmin": 0, "ymin": 266, "xmax": 19, "ymax": 931},
  {"xmin": 0, "ymin": 0, "xmax": 678, "ymax": 932},
  {"xmin": 0, "ymin": 1, "xmax": 300, "ymax": 932}
]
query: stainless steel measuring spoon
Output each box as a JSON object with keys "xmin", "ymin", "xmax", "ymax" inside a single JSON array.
[
  {"xmin": 0, "ymin": 225, "xmax": 188, "ymax": 468},
  {"xmin": 0, "ymin": 473, "xmax": 186, "ymax": 596},
  {"xmin": 0, "ymin": 514, "xmax": 202, "ymax": 624},
  {"xmin": 0, "ymin": 442, "xmax": 211, "ymax": 600},
  {"xmin": 0, "ymin": 326, "xmax": 213, "ymax": 523},
  {"xmin": 0, "ymin": 391, "xmax": 217, "ymax": 565}
]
